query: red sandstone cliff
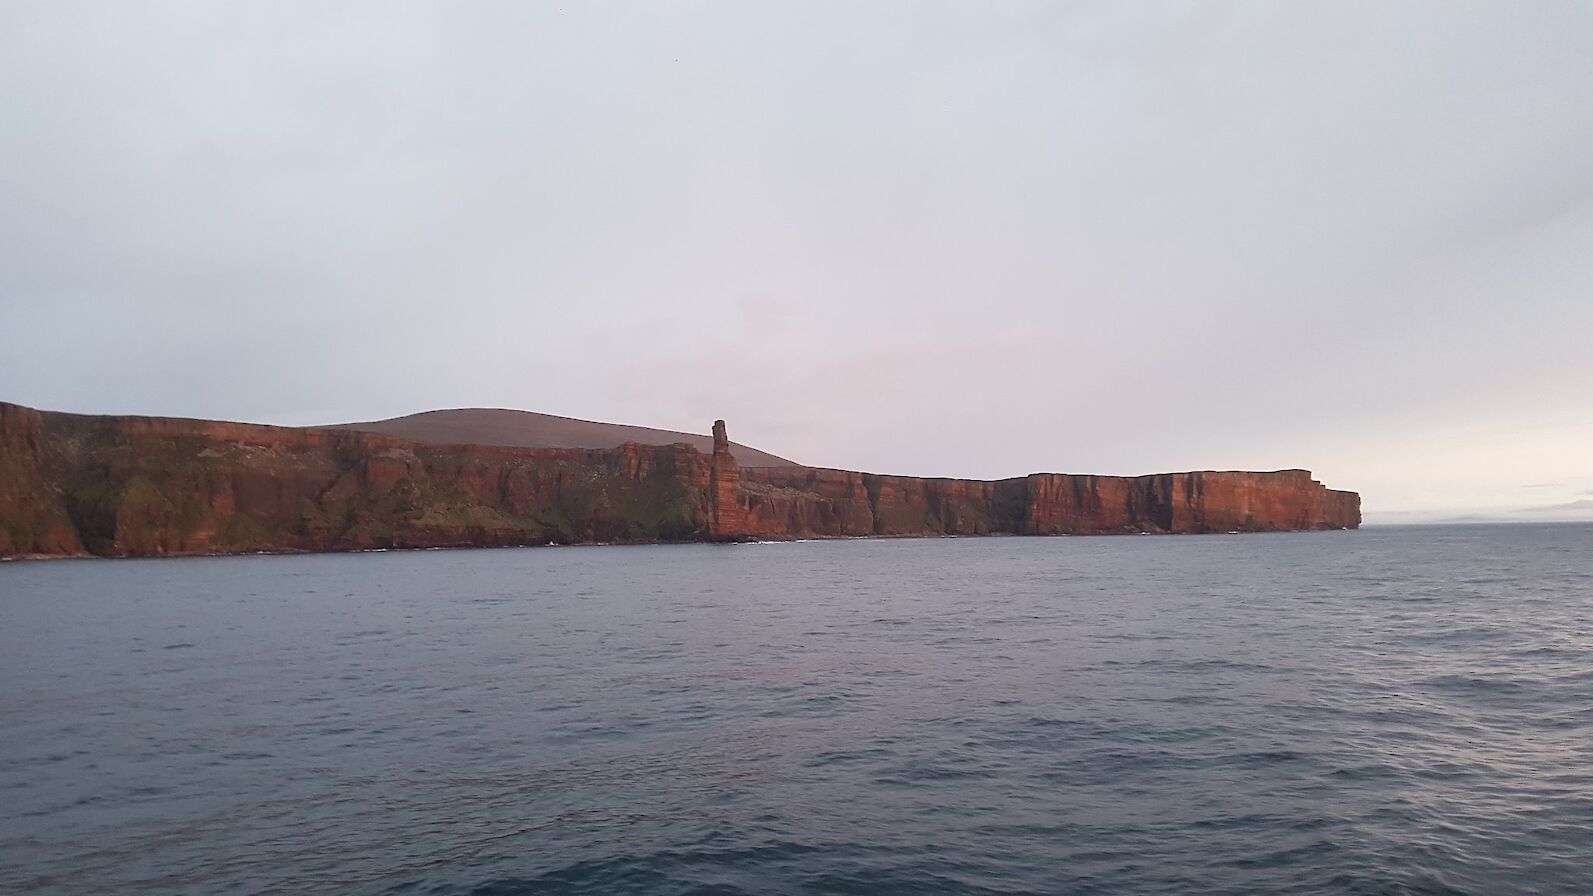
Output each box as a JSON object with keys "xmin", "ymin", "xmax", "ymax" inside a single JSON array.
[
  {"xmin": 707, "ymin": 419, "xmax": 747, "ymax": 540},
  {"xmin": 0, "ymin": 404, "xmax": 1359, "ymax": 559},
  {"xmin": 732, "ymin": 466, "xmax": 1358, "ymax": 538}
]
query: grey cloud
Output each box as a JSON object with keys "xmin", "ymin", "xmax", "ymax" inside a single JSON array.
[{"xmin": 2, "ymin": 1, "xmax": 1591, "ymax": 513}]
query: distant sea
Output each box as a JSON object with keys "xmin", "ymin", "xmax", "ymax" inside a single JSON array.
[{"xmin": 3, "ymin": 524, "xmax": 1590, "ymax": 895}]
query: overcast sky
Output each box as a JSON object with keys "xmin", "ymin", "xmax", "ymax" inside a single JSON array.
[{"xmin": 2, "ymin": 2, "xmax": 1590, "ymax": 520}]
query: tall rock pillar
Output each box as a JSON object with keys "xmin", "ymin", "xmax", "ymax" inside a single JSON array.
[{"xmin": 707, "ymin": 419, "xmax": 745, "ymax": 540}]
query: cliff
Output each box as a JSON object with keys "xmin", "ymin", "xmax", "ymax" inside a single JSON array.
[
  {"xmin": 735, "ymin": 467, "xmax": 1361, "ymax": 538},
  {"xmin": 0, "ymin": 403, "xmax": 1359, "ymax": 559}
]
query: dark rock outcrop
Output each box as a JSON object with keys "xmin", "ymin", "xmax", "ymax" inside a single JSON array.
[{"xmin": 0, "ymin": 404, "xmax": 1360, "ymax": 559}]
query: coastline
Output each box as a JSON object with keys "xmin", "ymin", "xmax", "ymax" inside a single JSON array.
[
  {"xmin": 0, "ymin": 402, "xmax": 1360, "ymax": 560},
  {"xmin": 0, "ymin": 525, "xmax": 1359, "ymax": 563}
]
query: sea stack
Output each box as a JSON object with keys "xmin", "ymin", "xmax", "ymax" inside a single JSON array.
[{"xmin": 707, "ymin": 419, "xmax": 746, "ymax": 541}]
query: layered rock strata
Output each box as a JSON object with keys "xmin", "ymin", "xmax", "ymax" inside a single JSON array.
[{"xmin": 0, "ymin": 403, "xmax": 1359, "ymax": 559}]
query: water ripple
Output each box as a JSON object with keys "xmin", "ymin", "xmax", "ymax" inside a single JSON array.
[{"xmin": 2, "ymin": 523, "xmax": 1591, "ymax": 894}]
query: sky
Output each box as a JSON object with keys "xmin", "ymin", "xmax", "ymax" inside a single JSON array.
[{"xmin": 2, "ymin": 2, "xmax": 1590, "ymax": 522}]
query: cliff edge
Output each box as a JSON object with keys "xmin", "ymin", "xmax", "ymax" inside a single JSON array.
[{"xmin": 0, "ymin": 404, "xmax": 1359, "ymax": 559}]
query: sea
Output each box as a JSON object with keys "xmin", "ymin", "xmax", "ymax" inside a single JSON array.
[{"xmin": 2, "ymin": 523, "xmax": 1590, "ymax": 895}]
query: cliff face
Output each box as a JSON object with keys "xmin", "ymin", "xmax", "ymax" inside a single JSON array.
[
  {"xmin": 0, "ymin": 403, "xmax": 714, "ymax": 558},
  {"xmin": 0, "ymin": 404, "xmax": 1359, "ymax": 559},
  {"xmin": 734, "ymin": 467, "xmax": 1360, "ymax": 538},
  {"xmin": 0, "ymin": 404, "xmax": 85, "ymax": 556}
]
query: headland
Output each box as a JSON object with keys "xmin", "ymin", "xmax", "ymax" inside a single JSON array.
[{"xmin": 0, "ymin": 402, "xmax": 1359, "ymax": 558}]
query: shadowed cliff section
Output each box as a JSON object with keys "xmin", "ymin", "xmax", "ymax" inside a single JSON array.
[
  {"xmin": 0, "ymin": 403, "xmax": 1359, "ymax": 559},
  {"xmin": 327, "ymin": 408, "xmax": 797, "ymax": 468}
]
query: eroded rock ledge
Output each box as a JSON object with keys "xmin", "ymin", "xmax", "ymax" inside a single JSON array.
[{"xmin": 0, "ymin": 403, "xmax": 1359, "ymax": 558}]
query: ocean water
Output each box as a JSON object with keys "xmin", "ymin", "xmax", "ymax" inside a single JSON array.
[{"xmin": 2, "ymin": 524, "xmax": 1591, "ymax": 895}]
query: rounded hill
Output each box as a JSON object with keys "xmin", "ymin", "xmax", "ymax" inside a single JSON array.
[{"xmin": 328, "ymin": 408, "xmax": 797, "ymax": 467}]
